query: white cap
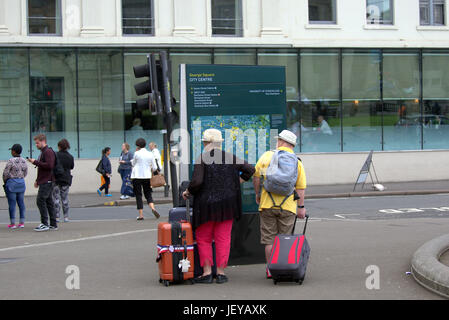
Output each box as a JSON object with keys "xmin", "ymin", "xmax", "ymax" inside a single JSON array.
[
  {"xmin": 202, "ymin": 128, "xmax": 224, "ymax": 143},
  {"xmin": 276, "ymin": 130, "xmax": 297, "ymax": 147}
]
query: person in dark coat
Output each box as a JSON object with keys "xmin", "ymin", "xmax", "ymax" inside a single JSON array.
[
  {"xmin": 97, "ymin": 147, "xmax": 112, "ymax": 197},
  {"xmin": 52, "ymin": 139, "xmax": 75, "ymax": 223},
  {"xmin": 182, "ymin": 129, "xmax": 255, "ymax": 284}
]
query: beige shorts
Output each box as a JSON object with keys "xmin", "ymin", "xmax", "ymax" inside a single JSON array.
[{"xmin": 259, "ymin": 208, "xmax": 296, "ymax": 245}]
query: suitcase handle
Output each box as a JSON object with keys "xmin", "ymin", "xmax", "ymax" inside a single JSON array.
[
  {"xmin": 292, "ymin": 214, "xmax": 309, "ymax": 235},
  {"xmin": 185, "ymin": 198, "xmax": 190, "ymax": 222}
]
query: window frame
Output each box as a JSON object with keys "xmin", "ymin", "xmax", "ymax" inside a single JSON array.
[
  {"xmin": 308, "ymin": 0, "xmax": 337, "ymax": 25},
  {"xmin": 121, "ymin": 0, "xmax": 155, "ymax": 36},
  {"xmin": 366, "ymin": 0, "xmax": 394, "ymax": 25},
  {"xmin": 211, "ymin": 0, "xmax": 244, "ymax": 37},
  {"xmin": 27, "ymin": 0, "xmax": 63, "ymax": 36},
  {"xmin": 420, "ymin": 0, "xmax": 446, "ymax": 26}
]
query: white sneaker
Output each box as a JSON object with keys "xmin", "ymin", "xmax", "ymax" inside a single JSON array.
[
  {"xmin": 64, "ymin": 217, "xmax": 69, "ymax": 223},
  {"xmin": 120, "ymin": 195, "xmax": 127, "ymax": 200},
  {"xmin": 34, "ymin": 224, "xmax": 49, "ymax": 232}
]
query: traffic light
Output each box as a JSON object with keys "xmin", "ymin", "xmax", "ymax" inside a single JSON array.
[{"xmin": 133, "ymin": 54, "xmax": 163, "ymax": 115}]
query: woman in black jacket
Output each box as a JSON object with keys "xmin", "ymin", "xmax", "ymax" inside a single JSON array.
[
  {"xmin": 52, "ymin": 139, "xmax": 75, "ymax": 223},
  {"xmin": 182, "ymin": 129, "xmax": 255, "ymax": 284}
]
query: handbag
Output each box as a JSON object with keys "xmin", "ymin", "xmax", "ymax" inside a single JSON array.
[
  {"xmin": 150, "ymin": 173, "xmax": 166, "ymax": 188},
  {"xmin": 96, "ymin": 160, "xmax": 105, "ymax": 175}
]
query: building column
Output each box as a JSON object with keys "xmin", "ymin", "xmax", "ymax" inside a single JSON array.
[
  {"xmin": 260, "ymin": 0, "xmax": 284, "ymax": 37},
  {"xmin": 172, "ymin": 0, "xmax": 196, "ymax": 36},
  {"xmin": 0, "ymin": 0, "xmax": 9, "ymax": 35},
  {"xmin": 80, "ymin": 0, "xmax": 105, "ymax": 36},
  {"xmin": 245, "ymin": 0, "xmax": 262, "ymax": 37},
  {"xmin": 155, "ymin": 0, "xmax": 174, "ymax": 36}
]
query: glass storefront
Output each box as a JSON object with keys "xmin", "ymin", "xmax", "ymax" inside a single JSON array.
[
  {"xmin": 1, "ymin": 47, "xmax": 449, "ymax": 160},
  {"xmin": 300, "ymin": 49, "xmax": 341, "ymax": 152}
]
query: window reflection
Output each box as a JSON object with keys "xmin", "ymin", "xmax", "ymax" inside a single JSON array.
[
  {"xmin": 301, "ymin": 50, "xmax": 341, "ymax": 152},
  {"xmin": 383, "ymin": 51, "xmax": 421, "ymax": 150}
]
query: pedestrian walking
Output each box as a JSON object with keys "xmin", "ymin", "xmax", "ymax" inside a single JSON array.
[
  {"xmin": 182, "ymin": 129, "xmax": 255, "ymax": 284},
  {"xmin": 149, "ymin": 142, "xmax": 162, "ymax": 173},
  {"xmin": 118, "ymin": 143, "xmax": 134, "ymax": 200},
  {"xmin": 252, "ymin": 130, "xmax": 307, "ymax": 279},
  {"xmin": 2, "ymin": 144, "xmax": 27, "ymax": 229},
  {"xmin": 131, "ymin": 138, "xmax": 160, "ymax": 220},
  {"xmin": 97, "ymin": 147, "xmax": 112, "ymax": 197},
  {"xmin": 52, "ymin": 139, "xmax": 74, "ymax": 223},
  {"xmin": 27, "ymin": 134, "xmax": 58, "ymax": 232}
]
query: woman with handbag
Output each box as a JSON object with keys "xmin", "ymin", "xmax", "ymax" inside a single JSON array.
[
  {"xmin": 131, "ymin": 138, "xmax": 160, "ymax": 221},
  {"xmin": 97, "ymin": 147, "xmax": 112, "ymax": 197},
  {"xmin": 118, "ymin": 142, "xmax": 134, "ymax": 200},
  {"xmin": 2, "ymin": 144, "xmax": 28, "ymax": 229}
]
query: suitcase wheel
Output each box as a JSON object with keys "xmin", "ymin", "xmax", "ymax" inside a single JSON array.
[
  {"xmin": 189, "ymin": 279, "xmax": 195, "ymax": 285},
  {"xmin": 273, "ymin": 279, "xmax": 278, "ymax": 285},
  {"xmin": 162, "ymin": 280, "xmax": 170, "ymax": 287},
  {"xmin": 297, "ymin": 279, "xmax": 304, "ymax": 285}
]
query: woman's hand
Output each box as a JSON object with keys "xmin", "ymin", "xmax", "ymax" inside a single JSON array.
[{"xmin": 182, "ymin": 190, "xmax": 190, "ymax": 200}]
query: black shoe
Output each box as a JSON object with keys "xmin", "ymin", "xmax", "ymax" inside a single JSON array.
[
  {"xmin": 194, "ymin": 274, "xmax": 213, "ymax": 284},
  {"xmin": 216, "ymin": 274, "xmax": 228, "ymax": 284},
  {"xmin": 152, "ymin": 209, "xmax": 160, "ymax": 219}
]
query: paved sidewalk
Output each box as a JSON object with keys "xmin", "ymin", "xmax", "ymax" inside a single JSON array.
[{"xmin": 1, "ymin": 180, "xmax": 449, "ymax": 211}]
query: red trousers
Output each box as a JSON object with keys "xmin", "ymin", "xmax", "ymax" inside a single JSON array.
[{"xmin": 196, "ymin": 220, "xmax": 233, "ymax": 269}]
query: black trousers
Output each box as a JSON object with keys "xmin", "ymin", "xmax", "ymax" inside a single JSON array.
[
  {"xmin": 37, "ymin": 182, "xmax": 57, "ymax": 227},
  {"xmin": 99, "ymin": 175, "xmax": 110, "ymax": 194},
  {"xmin": 132, "ymin": 179, "xmax": 153, "ymax": 210}
]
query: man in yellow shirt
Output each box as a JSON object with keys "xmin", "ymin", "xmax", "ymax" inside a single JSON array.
[{"xmin": 253, "ymin": 130, "xmax": 307, "ymax": 278}]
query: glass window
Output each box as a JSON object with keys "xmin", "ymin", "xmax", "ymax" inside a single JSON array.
[
  {"xmin": 212, "ymin": 0, "xmax": 243, "ymax": 37},
  {"xmin": 30, "ymin": 48, "xmax": 78, "ymax": 157},
  {"xmin": 0, "ymin": 49, "xmax": 30, "ymax": 160},
  {"xmin": 366, "ymin": 0, "xmax": 394, "ymax": 25},
  {"xmin": 420, "ymin": 0, "xmax": 445, "ymax": 26},
  {"xmin": 214, "ymin": 48, "xmax": 256, "ymax": 65},
  {"xmin": 78, "ymin": 49, "xmax": 124, "ymax": 159},
  {"xmin": 382, "ymin": 51, "xmax": 421, "ymax": 151},
  {"xmin": 28, "ymin": 0, "xmax": 62, "ymax": 35},
  {"xmin": 124, "ymin": 50, "xmax": 164, "ymax": 150},
  {"xmin": 422, "ymin": 51, "xmax": 449, "ymax": 149},
  {"xmin": 342, "ymin": 50, "xmax": 382, "ymax": 152},
  {"xmin": 300, "ymin": 49, "xmax": 341, "ymax": 152},
  {"xmin": 258, "ymin": 50, "xmax": 300, "ymax": 152},
  {"xmin": 122, "ymin": 0, "xmax": 154, "ymax": 35},
  {"xmin": 309, "ymin": 0, "xmax": 337, "ymax": 24}
]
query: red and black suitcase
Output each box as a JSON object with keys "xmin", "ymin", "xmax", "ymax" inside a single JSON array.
[
  {"xmin": 157, "ymin": 200, "xmax": 195, "ymax": 286},
  {"xmin": 267, "ymin": 215, "xmax": 310, "ymax": 285}
]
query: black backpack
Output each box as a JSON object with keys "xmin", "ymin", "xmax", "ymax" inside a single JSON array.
[{"xmin": 51, "ymin": 149, "xmax": 64, "ymax": 180}]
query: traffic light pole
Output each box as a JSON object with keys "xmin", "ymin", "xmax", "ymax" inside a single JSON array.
[{"xmin": 159, "ymin": 51, "xmax": 179, "ymax": 207}]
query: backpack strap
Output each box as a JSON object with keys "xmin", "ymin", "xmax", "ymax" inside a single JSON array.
[{"xmin": 267, "ymin": 191, "xmax": 292, "ymax": 213}]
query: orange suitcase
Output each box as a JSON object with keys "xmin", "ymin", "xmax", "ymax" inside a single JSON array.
[{"xmin": 157, "ymin": 219, "xmax": 195, "ymax": 286}]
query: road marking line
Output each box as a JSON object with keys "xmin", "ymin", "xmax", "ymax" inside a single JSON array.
[
  {"xmin": 334, "ymin": 214, "xmax": 346, "ymax": 219},
  {"xmin": 0, "ymin": 228, "xmax": 157, "ymax": 253}
]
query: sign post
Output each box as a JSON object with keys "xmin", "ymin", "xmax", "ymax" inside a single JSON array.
[{"xmin": 353, "ymin": 151, "xmax": 381, "ymax": 192}]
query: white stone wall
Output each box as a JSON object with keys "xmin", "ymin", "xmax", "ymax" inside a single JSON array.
[
  {"xmin": 0, "ymin": 0, "xmax": 448, "ymax": 47},
  {"xmin": 1, "ymin": 150, "xmax": 449, "ymax": 196}
]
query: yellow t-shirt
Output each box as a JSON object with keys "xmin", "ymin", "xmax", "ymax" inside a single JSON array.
[{"xmin": 254, "ymin": 147, "xmax": 307, "ymax": 214}]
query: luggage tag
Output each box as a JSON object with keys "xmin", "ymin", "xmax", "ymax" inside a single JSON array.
[{"xmin": 178, "ymin": 258, "xmax": 191, "ymax": 273}]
